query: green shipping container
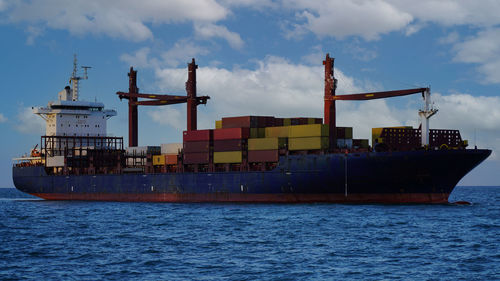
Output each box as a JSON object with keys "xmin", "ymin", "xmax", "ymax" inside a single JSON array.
[
  {"xmin": 213, "ymin": 151, "xmax": 242, "ymax": 163},
  {"xmin": 265, "ymin": 126, "xmax": 290, "ymax": 138},
  {"xmin": 289, "ymin": 137, "xmax": 329, "ymax": 151},
  {"xmin": 289, "ymin": 124, "xmax": 329, "ymax": 138},
  {"xmin": 248, "ymin": 137, "xmax": 287, "ymax": 150},
  {"xmin": 344, "ymin": 127, "xmax": 353, "ymax": 139},
  {"xmin": 250, "ymin": 128, "xmax": 266, "ymax": 138}
]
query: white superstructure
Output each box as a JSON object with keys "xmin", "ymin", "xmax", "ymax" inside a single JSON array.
[{"xmin": 33, "ymin": 55, "xmax": 116, "ymax": 137}]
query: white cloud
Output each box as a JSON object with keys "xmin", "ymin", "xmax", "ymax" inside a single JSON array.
[
  {"xmin": 4, "ymin": 0, "xmax": 228, "ymax": 42},
  {"xmin": 286, "ymin": 0, "xmax": 413, "ymax": 40},
  {"xmin": 147, "ymin": 107, "xmax": 185, "ymax": 130},
  {"xmin": 16, "ymin": 107, "xmax": 45, "ymax": 135},
  {"xmin": 161, "ymin": 39, "xmax": 210, "ymax": 67},
  {"xmin": 120, "ymin": 47, "xmax": 154, "ymax": 69},
  {"xmin": 0, "ymin": 113, "xmax": 7, "ymax": 123},
  {"xmin": 194, "ymin": 23, "xmax": 244, "ymax": 49},
  {"xmin": 438, "ymin": 31, "xmax": 459, "ymax": 45},
  {"xmin": 284, "ymin": 1, "xmax": 500, "ymax": 40},
  {"xmin": 452, "ymin": 28, "xmax": 500, "ymax": 84}
]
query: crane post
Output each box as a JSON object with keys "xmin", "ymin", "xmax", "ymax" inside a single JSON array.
[
  {"xmin": 186, "ymin": 58, "xmax": 198, "ymax": 131},
  {"xmin": 323, "ymin": 54, "xmax": 337, "ymax": 151}
]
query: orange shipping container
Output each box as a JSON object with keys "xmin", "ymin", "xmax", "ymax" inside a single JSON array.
[{"xmin": 164, "ymin": 154, "xmax": 178, "ymax": 165}]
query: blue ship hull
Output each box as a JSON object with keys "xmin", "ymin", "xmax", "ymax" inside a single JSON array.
[{"xmin": 13, "ymin": 149, "xmax": 491, "ymax": 203}]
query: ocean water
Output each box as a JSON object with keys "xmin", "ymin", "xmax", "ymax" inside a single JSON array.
[{"xmin": 0, "ymin": 187, "xmax": 498, "ymax": 280}]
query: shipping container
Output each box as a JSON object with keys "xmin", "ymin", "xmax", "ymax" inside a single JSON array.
[
  {"xmin": 289, "ymin": 124, "xmax": 329, "ymax": 138},
  {"xmin": 335, "ymin": 127, "xmax": 353, "ymax": 139},
  {"xmin": 248, "ymin": 150, "xmax": 279, "ymax": 162},
  {"xmin": 184, "ymin": 152, "xmax": 210, "ymax": 164},
  {"xmin": 213, "ymin": 151, "xmax": 242, "ymax": 163},
  {"xmin": 183, "ymin": 141, "xmax": 211, "ymax": 153},
  {"xmin": 160, "ymin": 143, "xmax": 182, "ymax": 155},
  {"xmin": 164, "ymin": 154, "xmax": 178, "ymax": 165},
  {"xmin": 215, "ymin": 120, "xmax": 222, "ymax": 129},
  {"xmin": 283, "ymin": 118, "xmax": 291, "ymax": 126},
  {"xmin": 306, "ymin": 118, "xmax": 323, "ymax": 124},
  {"xmin": 153, "ymin": 155, "xmax": 165, "ymax": 166},
  {"xmin": 214, "ymin": 139, "xmax": 243, "ymax": 152},
  {"xmin": 125, "ymin": 146, "xmax": 160, "ymax": 156},
  {"xmin": 353, "ymin": 139, "xmax": 369, "ymax": 149},
  {"xmin": 274, "ymin": 118, "xmax": 284, "ymax": 126},
  {"xmin": 248, "ymin": 137, "xmax": 287, "ymax": 150},
  {"xmin": 250, "ymin": 128, "xmax": 266, "ymax": 138},
  {"xmin": 213, "ymin": 127, "xmax": 250, "ymax": 140},
  {"xmin": 289, "ymin": 137, "xmax": 329, "ymax": 150},
  {"xmin": 265, "ymin": 126, "xmax": 290, "ymax": 138},
  {"xmin": 46, "ymin": 156, "xmax": 65, "ymax": 167},
  {"xmin": 183, "ymin": 129, "xmax": 213, "ymax": 142},
  {"xmin": 222, "ymin": 116, "xmax": 258, "ymax": 128},
  {"xmin": 337, "ymin": 138, "xmax": 353, "ymax": 149}
]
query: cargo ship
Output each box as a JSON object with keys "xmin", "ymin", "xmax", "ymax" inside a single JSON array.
[{"xmin": 12, "ymin": 54, "xmax": 491, "ymax": 203}]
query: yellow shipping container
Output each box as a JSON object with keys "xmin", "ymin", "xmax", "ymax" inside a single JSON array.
[
  {"xmin": 265, "ymin": 126, "xmax": 290, "ymax": 138},
  {"xmin": 250, "ymin": 128, "xmax": 266, "ymax": 138},
  {"xmin": 289, "ymin": 124, "xmax": 329, "ymax": 138},
  {"xmin": 213, "ymin": 151, "xmax": 242, "ymax": 163},
  {"xmin": 289, "ymin": 137, "xmax": 329, "ymax": 150},
  {"xmin": 215, "ymin": 120, "xmax": 222, "ymax": 129},
  {"xmin": 248, "ymin": 138, "xmax": 287, "ymax": 150},
  {"xmin": 153, "ymin": 155, "xmax": 165, "ymax": 166}
]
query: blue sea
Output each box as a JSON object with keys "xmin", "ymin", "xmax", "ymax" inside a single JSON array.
[{"xmin": 0, "ymin": 187, "xmax": 499, "ymax": 280}]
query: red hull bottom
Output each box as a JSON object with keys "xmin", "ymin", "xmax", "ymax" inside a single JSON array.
[{"xmin": 30, "ymin": 192, "xmax": 450, "ymax": 204}]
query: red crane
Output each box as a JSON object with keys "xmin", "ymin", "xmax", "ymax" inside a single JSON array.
[
  {"xmin": 117, "ymin": 59, "xmax": 210, "ymax": 147},
  {"xmin": 323, "ymin": 54, "xmax": 429, "ymax": 150}
]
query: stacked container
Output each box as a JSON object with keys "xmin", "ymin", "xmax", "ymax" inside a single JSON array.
[
  {"xmin": 248, "ymin": 137, "xmax": 286, "ymax": 162},
  {"xmin": 213, "ymin": 128, "xmax": 249, "ymax": 164},
  {"xmin": 336, "ymin": 127, "xmax": 353, "ymax": 149},
  {"xmin": 183, "ymin": 129, "xmax": 213, "ymax": 164},
  {"xmin": 152, "ymin": 143, "xmax": 182, "ymax": 166},
  {"xmin": 288, "ymin": 124, "xmax": 329, "ymax": 150}
]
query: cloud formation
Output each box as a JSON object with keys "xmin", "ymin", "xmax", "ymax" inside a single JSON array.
[
  {"xmin": 0, "ymin": 113, "xmax": 7, "ymax": 123},
  {"xmin": 16, "ymin": 107, "xmax": 45, "ymax": 135},
  {"xmin": 4, "ymin": 0, "xmax": 228, "ymax": 42},
  {"xmin": 452, "ymin": 28, "xmax": 500, "ymax": 84}
]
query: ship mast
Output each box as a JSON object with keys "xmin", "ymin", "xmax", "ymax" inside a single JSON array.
[{"xmin": 69, "ymin": 54, "xmax": 91, "ymax": 101}]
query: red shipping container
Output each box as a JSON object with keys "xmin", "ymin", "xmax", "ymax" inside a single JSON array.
[
  {"xmin": 184, "ymin": 152, "xmax": 210, "ymax": 164},
  {"xmin": 336, "ymin": 127, "xmax": 345, "ymax": 138},
  {"xmin": 222, "ymin": 116, "xmax": 258, "ymax": 128},
  {"xmin": 213, "ymin": 139, "xmax": 243, "ymax": 152},
  {"xmin": 183, "ymin": 129, "xmax": 213, "ymax": 142},
  {"xmin": 274, "ymin": 118, "xmax": 284, "ymax": 126},
  {"xmin": 213, "ymin": 127, "xmax": 250, "ymax": 140},
  {"xmin": 313, "ymin": 118, "xmax": 323, "ymax": 124},
  {"xmin": 248, "ymin": 150, "xmax": 279, "ymax": 163},
  {"xmin": 183, "ymin": 141, "xmax": 211, "ymax": 153}
]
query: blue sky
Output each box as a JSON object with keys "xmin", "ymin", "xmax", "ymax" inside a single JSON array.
[{"xmin": 1, "ymin": 0, "xmax": 499, "ymax": 187}]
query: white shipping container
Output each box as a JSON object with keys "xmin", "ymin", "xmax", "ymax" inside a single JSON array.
[
  {"xmin": 161, "ymin": 143, "xmax": 183, "ymax": 155},
  {"xmin": 46, "ymin": 156, "xmax": 65, "ymax": 167},
  {"xmin": 125, "ymin": 146, "xmax": 160, "ymax": 156}
]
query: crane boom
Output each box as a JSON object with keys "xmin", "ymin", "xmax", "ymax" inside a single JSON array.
[{"xmin": 326, "ymin": 88, "xmax": 428, "ymax": 101}]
